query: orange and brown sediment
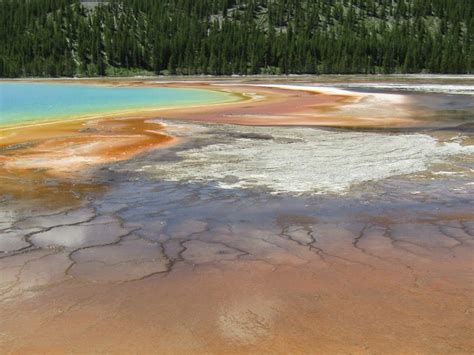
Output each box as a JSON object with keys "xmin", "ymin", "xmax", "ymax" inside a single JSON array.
[
  {"xmin": 0, "ymin": 116, "xmax": 176, "ymax": 207},
  {"xmin": 113, "ymin": 79, "xmax": 421, "ymax": 127},
  {"xmin": 3, "ymin": 118, "xmax": 175, "ymax": 171},
  {"xmin": 0, "ymin": 207, "xmax": 473, "ymax": 353},
  {"xmin": 156, "ymin": 83, "xmax": 419, "ymax": 128}
]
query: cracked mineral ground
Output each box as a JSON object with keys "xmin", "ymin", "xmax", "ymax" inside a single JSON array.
[{"xmin": 1, "ymin": 78, "xmax": 474, "ymax": 353}]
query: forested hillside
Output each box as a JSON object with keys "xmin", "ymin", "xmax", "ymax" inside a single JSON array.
[{"xmin": 1, "ymin": 0, "xmax": 472, "ymax": 77}]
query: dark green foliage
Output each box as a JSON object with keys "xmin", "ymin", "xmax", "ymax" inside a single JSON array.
[{"xmin": 1, "ymin": 0, "xmax": 472, "ymax": 77}]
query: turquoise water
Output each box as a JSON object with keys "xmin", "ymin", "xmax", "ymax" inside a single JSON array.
[{"xmin": 0, "ymin": 82, "xmax": 233, "ymax": 126}]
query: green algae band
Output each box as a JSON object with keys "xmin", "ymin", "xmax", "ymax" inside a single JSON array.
[{"xmin": 0, "ymin": 82, "xmax": 233, "ymax": 125}]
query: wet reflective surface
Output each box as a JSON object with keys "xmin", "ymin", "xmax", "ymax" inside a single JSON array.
[{"xmin": 0, "ymin": 78, "xmax": 473, "ymax": 353}]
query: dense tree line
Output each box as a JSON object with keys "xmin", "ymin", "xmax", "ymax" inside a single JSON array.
[{"xmin": 1, "ymin": 0, "xmax": 472, "ymax": 77}]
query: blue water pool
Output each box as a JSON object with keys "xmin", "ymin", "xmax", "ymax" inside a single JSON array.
[{"xmin": 0, "ymin": 82, "xmax": 234, "ymax": 126}]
